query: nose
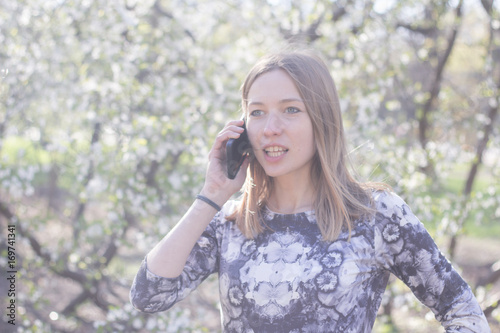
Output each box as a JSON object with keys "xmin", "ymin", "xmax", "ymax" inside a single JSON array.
[{"xmin": 263, "ymin": 113, "xmax": 283, "ymax": 137}]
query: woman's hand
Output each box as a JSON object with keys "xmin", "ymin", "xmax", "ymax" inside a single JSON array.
[{"xmin": 200, "ymin": 119, "xmax": 249, "ymax": 207}]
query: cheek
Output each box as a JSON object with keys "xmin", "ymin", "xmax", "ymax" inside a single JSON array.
[
  {"xmin": 298, "ymin": 122, "xmax": 315, "ymax": 149},
  {"xmin": 309, "ymin": 131, "xmax": 317, "ymax": 152},
  {"xmin": 246, "ymin": 121, "xmax": 259, "ymax": 145},
  {"xmin": 303, "ymin": 132, "xmax": 317, "ymax": 160}
]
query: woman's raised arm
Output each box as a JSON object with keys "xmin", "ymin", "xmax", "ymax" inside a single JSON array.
[{"xmin": 145, "ymin": 119, "xmax": 248, "ymax": 278}]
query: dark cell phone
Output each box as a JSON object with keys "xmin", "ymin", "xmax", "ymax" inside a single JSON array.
[{"xmin": 226, "ymin": 123, "xmax": 251, "ymax": 179}]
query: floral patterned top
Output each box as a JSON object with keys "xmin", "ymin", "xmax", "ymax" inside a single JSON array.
[{"xmin": 130, "ymin": 191, "xmax": 490, "ymax": 332}]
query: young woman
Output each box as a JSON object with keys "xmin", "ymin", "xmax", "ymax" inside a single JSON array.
[{"xmin": 130, "ymin": 51, "xmax": 490, "ymax": 332}]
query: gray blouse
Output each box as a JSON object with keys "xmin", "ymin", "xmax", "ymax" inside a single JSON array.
[{"xmin": 130, "ymin": 191, "xmax": 490, "ymax": 332}]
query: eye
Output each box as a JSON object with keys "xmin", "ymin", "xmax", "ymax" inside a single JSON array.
[
  {"xmin": 285, "ymin": 107, "xmax": 301, "ymax": 114},
  {"xmin": 249, "ymin": 110, "xmax": 264, "ymax": 117}
]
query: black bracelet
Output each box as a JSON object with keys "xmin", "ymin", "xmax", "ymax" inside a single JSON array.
[{"xmin": 196, "ymin": 194, "xmax": 222, "ymax": 212}]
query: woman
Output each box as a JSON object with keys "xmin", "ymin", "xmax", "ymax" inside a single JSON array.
[{"xmin": 130, "ymin": 51, "xmax": 490, "ymax": 332}]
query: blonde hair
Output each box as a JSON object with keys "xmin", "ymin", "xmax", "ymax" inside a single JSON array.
[{"xmin": 228, "ymin": 50, "xmax": 384, "ymax": 241}]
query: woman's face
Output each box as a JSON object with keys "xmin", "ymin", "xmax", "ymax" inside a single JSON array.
[{"xmin": 246, "ymin": 69, "xmax": 316, "ymax": 180}]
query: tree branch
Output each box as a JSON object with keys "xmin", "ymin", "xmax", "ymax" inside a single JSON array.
[
  {"xmin": 152, "ymin": 0, "xmax": 196, "ymax": 43},
  {"xmin": 418, "ymin": 0, "xmax": 463, "ymax": 151},
  {"xmin": 484, "ymin": 296, "xmax": 500, "ymax": 317},
  {"xmin": 476, "ymin": 261, "xmax": 500, "ymax": 288},
  {"xmin": 73, "ymin": 121, "xmax": 101, "ymax": 241},
  {"xmin": 396, "ymin": 22, "xmax": 437, "ymax": 36},
  {"xmin": 463, "ymin": 105, "xmax": 498, "ymax": 196},
  {"xmin": 0, "ymin": 201, "xmax": 52, "ymax": 262},
  {"xmin": 449, "ymin": 0, "xmax": 499, "ymax": 259},
  {"xmin": 280, "ymin": 14, "xmax": 324, "ymax": 43},
  {"xmin": 331, "ymin": 4, "xmax": 347, "ymax": 22},
  {"xmin": 0, "ymin": 192, "xmax": 135, "ymax": 317},
  {"xmin": 480, "ymin": 0, "xmax": 494, "ymax": 15}
]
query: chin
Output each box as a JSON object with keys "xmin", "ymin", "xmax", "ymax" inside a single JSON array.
[{"xmin": 262, "ymin": 167, "xmax": 288, "ymax": 178}]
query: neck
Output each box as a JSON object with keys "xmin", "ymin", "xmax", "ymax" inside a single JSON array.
[{"xmin": 267, "ymin": 173, "xmax": 315, "ymax": 214}]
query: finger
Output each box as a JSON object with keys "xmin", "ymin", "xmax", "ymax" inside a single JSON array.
[
  {"xmin": 218, "ymin": 121, "xmax": 244, "ymax": 136},
  {"xmin": 219, "ymin": 125, "xmax": 244, "ymax": 137},
  {"xmin": 209, "ymin": 120, "xmax": 246, "ymax": 159},
  {"xmin": 225, "ymin": 119, "xmax": 245, "ymax": 127},
  {"xmin": 212, "ymin": 126, "xmax": 245, "ymax": 150}
]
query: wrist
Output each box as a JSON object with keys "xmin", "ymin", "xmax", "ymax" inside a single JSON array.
[
  {"xmin": 199, "ymin": 187, "xmax": 228, "ymax": 209},
  {"xmin": 195, "ymin": 194, "xmax": 222, "ymax": 211}
]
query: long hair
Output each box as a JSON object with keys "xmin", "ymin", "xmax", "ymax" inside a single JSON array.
[{"xmin": 228, "ymin": 50, "xmax": 384, "ymax": 241}]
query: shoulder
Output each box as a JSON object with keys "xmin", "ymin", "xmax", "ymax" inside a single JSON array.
[
  {"xmin": 372, "ymin": 190, "xmax": 406, "ymax": 210},
  {"xmin": 220, "ymin": 200, "xmax": 241, "ymax": 217},
  {"xmin": 371, "ymin": 190, "xmax": 421, "ymax": 228},
  {"xmin": 370, "ymin": 191, "xmax": 437, "ymax": 268},
  {"xmin": 208, "ymin": 199, "xmax": 241, "ymax": 233}
]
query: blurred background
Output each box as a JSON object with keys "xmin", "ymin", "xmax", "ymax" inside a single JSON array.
[{"xmin": 0, "ymin": 0, "xmax": 499, "ymax": 332}]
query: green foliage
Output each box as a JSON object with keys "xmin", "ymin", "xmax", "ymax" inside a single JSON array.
[{"xmin": 0, "ymin": 0, "xmax": 498, "ymax": 331}]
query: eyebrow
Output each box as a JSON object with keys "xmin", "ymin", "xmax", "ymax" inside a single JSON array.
[{"xmin": 247, "ymin": 98, "xmax": 304, "ymax": 106}]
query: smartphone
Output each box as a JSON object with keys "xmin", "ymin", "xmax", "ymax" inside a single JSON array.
[{"xmin": 226, "ymin": 123, "xmax": 252, "ymax": 179}]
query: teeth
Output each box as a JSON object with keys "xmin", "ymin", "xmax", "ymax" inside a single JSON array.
[
  {"xmin": 265, "ymin": 146, "xmax": 285, "ymax": 152},
  {"xmin": 264, "ymin": 146, "xmax": 287, "ymax": 157}
]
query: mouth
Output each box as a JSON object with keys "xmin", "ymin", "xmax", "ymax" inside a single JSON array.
[{"xmin": 264, "ymin": 146, "xmax": 289, "ymax": 157}]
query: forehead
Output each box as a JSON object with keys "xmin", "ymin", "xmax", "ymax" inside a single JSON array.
[{"xmin": 247, "ymin": 69, "xmax": 301, "ymax": 102}]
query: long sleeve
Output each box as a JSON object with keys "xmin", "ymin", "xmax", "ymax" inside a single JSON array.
[
  {"xmin": 130, "ymin": 215, "xmax": 220, "ymax": 313},
  {"xmin": 373, "ymin": 192, "xmax": 490, "ymax": 332}
]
